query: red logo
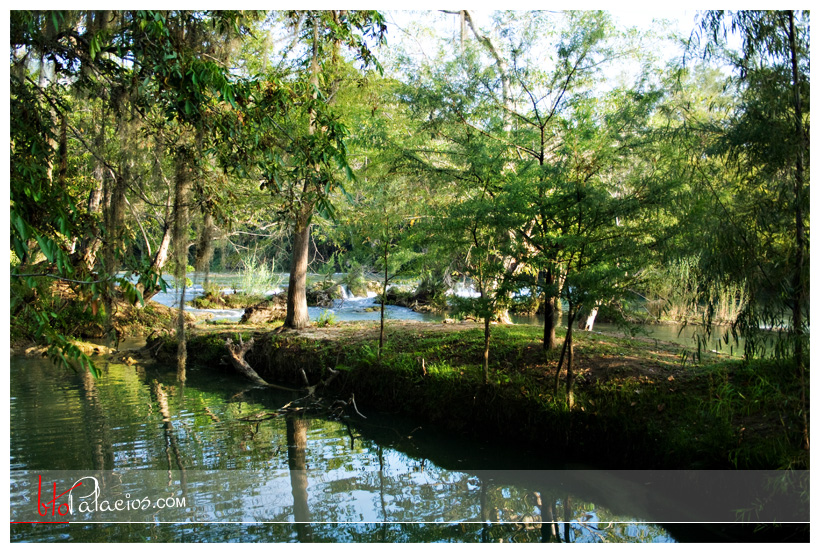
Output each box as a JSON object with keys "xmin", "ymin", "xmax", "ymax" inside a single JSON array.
[{"xmin": 37, "ymin": 475, "xmax": 82, "ymax": 518}]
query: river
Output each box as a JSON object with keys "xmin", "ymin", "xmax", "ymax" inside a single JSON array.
[
  {"xmin": 10, "ymin": 274, "xmax": 780, "ymax": 542},
  {"xmin": 12, "ymin": 272, "xmax": 804, "ymax": 543},
  {"xmin": 11, "ymin": 354, "xmax": 694, "ymax": 543},
  {"xmin": 154, "ymin": 273, "xmax": 747, "ymax": 356}
]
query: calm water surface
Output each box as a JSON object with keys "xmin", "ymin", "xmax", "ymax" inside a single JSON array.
[{"xmin": 10, "ymin": 355, "xmax": 681, "ymax": 543}]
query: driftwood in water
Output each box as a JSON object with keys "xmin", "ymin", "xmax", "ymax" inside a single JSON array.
[
  {"xmin": 301, "ymin": 366, "xmax": 340, "ymax": 397},
  {"xmin": 224, "ymin": 336, "xmax": 301, "ymax": 392},
  {"xmin": 223, "ymin": 335, "xmax": 341, "ymax": 396},
  {"xmin": 236, "ymin": 392, "xmax": 366, "ymax": 424}
]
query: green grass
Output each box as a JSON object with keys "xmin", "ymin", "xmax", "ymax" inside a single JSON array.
[{"xmin": 151, "ymin": 321, "xmax": 807, "ymax": 470}]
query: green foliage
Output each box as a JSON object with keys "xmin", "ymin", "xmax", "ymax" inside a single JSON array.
[
  {"xmin": 684, "ymin": 10, "xmax": 809, "ymax": 449},
  {"xmin": 393, "ymin": 11, "xmax": 671, "ymax": 392},
  {"xmin": 9, "ymin": 10, "xmax": 264, "ymax": 371},
  {"xmin": 638, "ymin": 256, "xmax": 747, "ymax": 326},
  {"xmin": 237, "ymin": 254, "xmax": 282, "ymax": 297},
  {"xmin": 9, "ymin": 79, "xmax": 81, "ymax": 277},
  {"xmin": 9, "ymin": 6, "xmax": 810, "ymax": 430},
  {"xmin": 319, "ymin": 322, "xmax": 804, "ymax": 469},
  {"xmin": 11, "ymin": 290, "xmax": 99, "ymax": 376},
  {"xmin": 316, "ymin": 310, "xmax": 338, "ymax": 328},
  {"xmin": 689, "ymin": 10, "xmax": 809, "ymax": 361},
  {"xmin": 414, "ymin": 271, "xmax": 449, "ymax": 309},
  {"xmin": 217, "ymin": 12, "xmax": 387, "ymax": 225}
]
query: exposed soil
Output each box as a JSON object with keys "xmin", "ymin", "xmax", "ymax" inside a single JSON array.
[{"xmin": 574, "ymin": 337, "xmax": 688, "ymax": 384}]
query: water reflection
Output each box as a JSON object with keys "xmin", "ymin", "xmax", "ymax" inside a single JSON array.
[
  {"xmin": 79, "ymin": 367, "xmax": 113, "ymax": 470},
  {"xmin": 11, "ymin": 356, "xmax": 779, "ymax": 543},
  {"xmin": 286, "ymin": 416, "xmax": 312, "ymax": 540},
  {"xmin": 152, "ymin": 380, "xmax": 189, "ymax": 503}
]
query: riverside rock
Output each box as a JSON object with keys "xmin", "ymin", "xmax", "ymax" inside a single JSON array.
[{"xmin": 240, "ymin": 295, "xmax": 288, "ymax": 324}]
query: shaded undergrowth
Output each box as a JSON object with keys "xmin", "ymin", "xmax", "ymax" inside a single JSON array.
[{"xmin": 148, "ymin": 322, "xmax": 808, "ymax": 470}]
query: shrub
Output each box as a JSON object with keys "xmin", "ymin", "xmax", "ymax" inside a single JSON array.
[
  {"xmin": 316, "ymin": 310, "xmax": 338, "ymax": 327},
  {"xmin": 238, "ymin": 254, "xmax": 282, "ymax": 297}
]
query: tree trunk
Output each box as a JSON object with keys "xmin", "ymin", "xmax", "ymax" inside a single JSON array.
[
  {"xmin": 282, "ymin": 16, "xmax": 320, "ymax": 331},
  {"xmin": 102, "ymin": 172, "xmax": 127, "ymax": 349},
  {"xmin": 38, "ymin": 51, "xmax": 48, "ymax": 88},
  {"xmin": 194, "ymin": 211, "xmax": 215, "ymax": 286},
  {"xmin": 581, "ymin": 305, "xmax": 599, "ymax": 331},
  {"xmin": 173, "ymin": 153, "xmax": 192, "ymax": 378},
  {"xmin": 554, "ymin": 304, "xmax": 578, "ymax": 401},
  {"xmin": 57, "ymin": 112, "xmax": 68, "ymax": 187},
  {"xmin": 787, "ymin": 11, "xmax": 809, "ymax": 451},
  {"xmin": 542, "ymin": 269, "xmax": 564, "ymax": 350},
  {"xmin": 463, "ymin": 10, "xmax": 511, "ymax": 131},
  {"xmin": 223, "ymin": 337, "xmax": 303, "ymax": 391},
  {"xmin": 224, "ymin": 337, "xmax": 270, "ymax": 386},
  {"xmin": 483, "ymin": 315, "xmax": 491, "ymax": 384},
  {"xmin": 544, "ymin": 296, "xmax": 557, "ymax": 350},
  {"xmin": 143, "ymin": 226, "xmax": 172, "ymax": 298},
  {"xmin": 74, "ymin": 98, "xmax": 108, "ymax": 274},
  {"xmin": 378, "ymin": 240, "xmax": 388, "ymax": 361},
  {"xmin": 76, "ymin": 158, "xmax": 105, "ymax": 273},
  {"xmin": 140, "ymin": 193, "xmax": 174, "ymax": 301},
  {"xmin": 543, "ymin": 268, "xmax": 558, "ymax": 349},
  {"xmin": 55, "ymin": 113, "xmax": 69, "ymax": 256},
  {"xmin": 88, "ymin": 125, "xmax": 105, "ymax": 209},
  {"xmin": 565, "ymin": 324, "xmax": 575, "ymax": 409},
  {"xmin": 284, "ymin": 215, "xmax": 311, "ymax": 329}
]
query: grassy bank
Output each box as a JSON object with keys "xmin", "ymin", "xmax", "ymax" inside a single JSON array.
[{"xmin": 148, "ymin": 321, "xmax": 808, "ymax": 471}]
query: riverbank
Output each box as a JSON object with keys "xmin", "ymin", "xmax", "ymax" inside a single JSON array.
[{"xmin": 146, "ymin": 320, "xmax": 808, "ymax": 472}]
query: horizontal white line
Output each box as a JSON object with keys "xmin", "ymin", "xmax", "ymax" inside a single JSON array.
[{"xmin": 28, "ymin": 521, "xmax": 807, "ymax": 525}]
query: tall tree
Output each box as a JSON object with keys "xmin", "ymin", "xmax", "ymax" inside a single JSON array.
[
  {"xmin": 10, "ymin": 10, "xmax": 262, "ymax": 371},
  {"xmin": 691, "ymin": 10, "xmax": 810, "ymax": 449},
  {"xmin": 260, "ymin": 10, "xmax": 386, "ymax": 330},
  {"xmin": 400, "ymin": 11, "xmax": 633, "ymax": 349}
]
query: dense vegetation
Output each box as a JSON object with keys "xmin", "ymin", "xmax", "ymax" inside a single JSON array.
[
  {"xmin": 10, "ymin": 10, "xmax": 809, "ymax": 452},
  {"xmin": 150, "ymin": 321, "xmax": 808, "ymax": 470}
]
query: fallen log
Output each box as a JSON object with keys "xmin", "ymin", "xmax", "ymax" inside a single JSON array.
[{"xmin": 224, "ymin": 336, "xmax": 301, "ymax": 392}]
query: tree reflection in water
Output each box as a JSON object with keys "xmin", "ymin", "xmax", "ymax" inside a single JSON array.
[
  {"xmin": 287, "ymin": 416, "xmax": 312, "ymax": 541},
  {"xmin": 8, "ymin": 360, "xmax": 691, "ymax": 543}
]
